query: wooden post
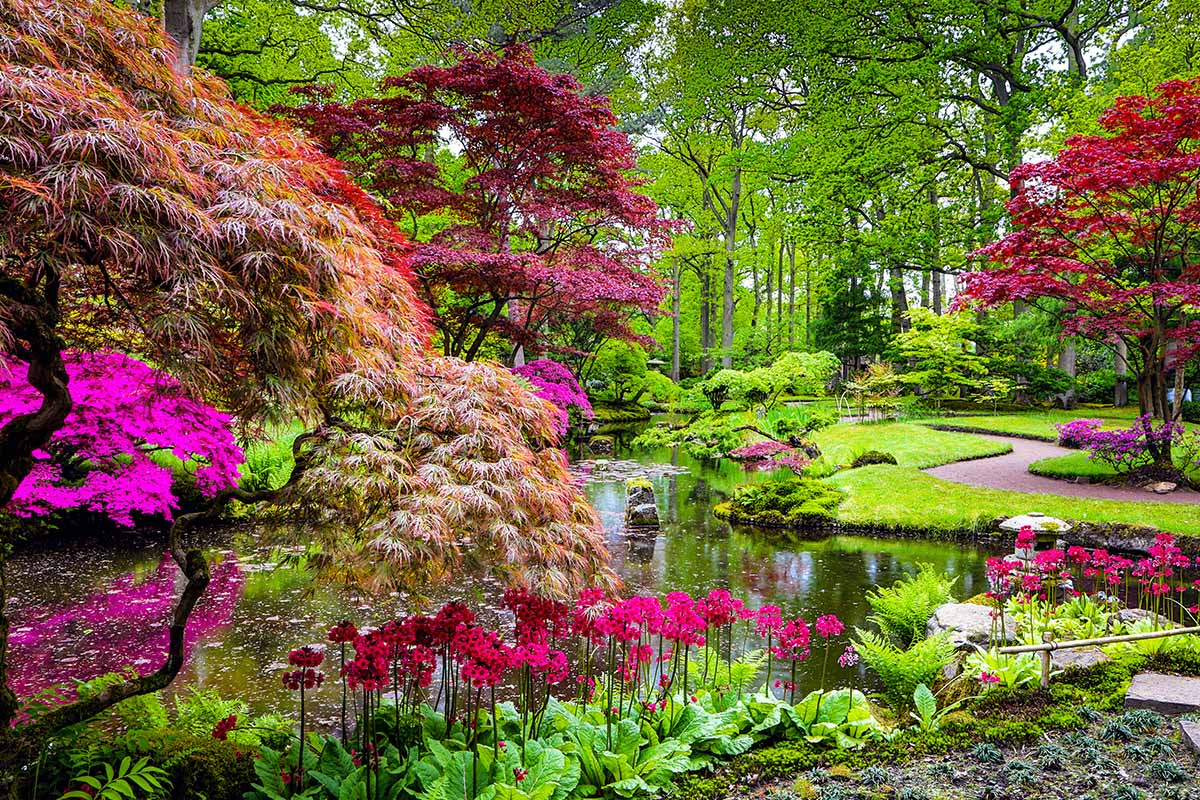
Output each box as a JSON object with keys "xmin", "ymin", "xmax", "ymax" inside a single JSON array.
[{"xmin": 1040, "ymin": 632, "xmax": 1053, "ymax": 689}]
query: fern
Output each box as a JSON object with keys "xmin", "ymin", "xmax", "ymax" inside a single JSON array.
[
  {"xmin": 59, "ymin": 757, "xmax": 171, "ymax": 800},
  {"xmin": 865, "ymin": 564, "xmax": 957, "ymax": 648},
  {"xmin": 853, "ymin": 629, "xmax": 955, "ymax": 711}
]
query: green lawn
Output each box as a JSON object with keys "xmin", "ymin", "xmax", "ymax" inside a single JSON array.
[
  {"xmin": 810, "ymin": 422, "xmax": 1011, "ymax": 469},
  {"xmin": 915, "ymin": 407, "xmax": 1139, "ymax": 441},
  {"xmin": 826, "ymin": 464, "xmax": 1200, "ymax": 536},
  {"xmin": 1029, "ymin": 450, "xmax": 1200, "ymax": 482}
]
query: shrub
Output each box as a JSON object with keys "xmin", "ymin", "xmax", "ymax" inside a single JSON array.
[
  {"xmin": 865, "ymin": 564, "xmax": 956, "ymax": 648},
  {"xmin": 1056, "ymin": 418, "xmax": 1104, "ymax": 449},
  {"xmin": 849, "ymin": 450, "xmax": 897, "ymax": 469},
  {"xmin": 719, "ymin": 478, "xmax": 844, "ymax": 527},
  {"xmin": 852, "ymin": 630, "xmax": 956, "ymax": 712},
  {"xmin": 1182, "ymin": 400, "xmax": 1200, "ymax": 424}
]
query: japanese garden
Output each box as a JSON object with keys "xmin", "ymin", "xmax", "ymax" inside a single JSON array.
[{"xmin": 4, "ymin": 0, "xmax": 1200, "ymax": 798}]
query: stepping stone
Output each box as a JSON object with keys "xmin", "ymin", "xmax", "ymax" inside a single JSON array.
[
  {"xmin": 1182, "ymin": 720, "xmax": 1200, "ymax": 759},
  {"xmin": 1051, "ymin": 646, "xmax": 1109, "ymax": 671},
  {"xmin": 1125, "ymin": 672, "xmax": 1200, "ymax": 714}
]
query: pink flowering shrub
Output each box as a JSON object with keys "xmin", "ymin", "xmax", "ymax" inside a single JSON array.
[
  {"xmin": 1055, "ymin": 414, "xmax": 1191, "ymax": 473},
  {"xmin": 1, "ymin": 351, "xmax": 244, "ymax": 526},
  {"xmin": 728, "ymin": 440, "xmax": 812, "ymax": 473},
  {"xmin": 511, "ymin": 359, "xmax": 594, "ymax": 439}
]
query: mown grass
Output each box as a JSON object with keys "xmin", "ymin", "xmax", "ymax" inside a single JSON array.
[
  {"xmin": 1029, "ymin": 450, "xmax": 1200, "ymax": 482},
  {"xmin": 810, "ymin": 422, "xmax": 1011, "ymax": 469},
  {"xmin": 826, "ymin": 464, "xmax": 1200, "ymax": 536}
]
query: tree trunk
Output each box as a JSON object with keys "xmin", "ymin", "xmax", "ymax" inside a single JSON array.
[
  {"xmin": 162, "ymin": 0, "xmax": 219, "ymax": 72},
  {"xmin": 889, "ymin": 265, "xmax": 910, "ymax": 333},
  {"xmin": 788, "ymin": 242, "xmax": 797, "ymax": 348},
  {"xmin": 721, "ymin": 167, "xmax": 741, "ymax": 368},
  {"xmin": 700, "ymin": 267, "xmax": 713, "ymax": 374},
  {"xmin": 1115, "ymin": 340, "xmax": 1129, "ymax": 407},
  {"xmin": 1057, "ymin": 339, "xmax": 1077, "ymax": 409},
  {"xmin": 776, "ymin": 238, "xmax": 784, "ymax": 346},
  {"xmin": 671, "ymin": 257, "xmax": 681, "ymax": 382}
]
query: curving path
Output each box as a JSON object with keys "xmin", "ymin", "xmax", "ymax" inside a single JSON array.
[{"xmin": 923, "ymin": 433, "xmax": 1200, "ymax": 504}]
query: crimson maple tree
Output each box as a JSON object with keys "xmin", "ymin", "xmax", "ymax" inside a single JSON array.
[
  {"xmin": 282, "ymin": 45, "xmax": 670, "ymax": 363},
  {"xmin": 0, "ymin": 0, "xmax": 609, "ymax": 761},
  {"xmin": 962, "ymin": 79, "xmax": 1200, "ymax": 427}
]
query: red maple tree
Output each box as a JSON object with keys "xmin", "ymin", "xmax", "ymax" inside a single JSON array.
[
  {"xmin": 282, "ymin": 45, "xmax": 670, "ymax": 363},
  {"xmin": 962, "ymin": 79, "xmax": 1200, "ymax": 421},
  {"xmin": 0, "ymin": 0, "xmax": 609, "ymax": 759}
]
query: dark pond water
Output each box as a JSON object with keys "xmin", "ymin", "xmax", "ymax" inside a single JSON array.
[{"xmin": 7, "ymin": 420, "xmax": 1001, "ymax": 726}]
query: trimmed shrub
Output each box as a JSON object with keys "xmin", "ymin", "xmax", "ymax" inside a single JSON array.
[{"xmin": 850, "ymin": 450, "xmax": 898, "ymax": 469}]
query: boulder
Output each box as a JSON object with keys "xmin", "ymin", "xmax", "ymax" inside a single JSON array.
[
  {"xmin": 1125, "ymin": 672, "xmax": 1200, "ymax": 714},
  {"xmin": 926, "ymin": 602, "xmax": 1016, "ymax": 650},
  {"xmin": 1050, "ymin": 646, "xmax": 1110, "ymax": 672},
  {"xmin": 1145, "ymin": 481, "xmax": 1178, "ymax": 494},
  {"xmin": 625, "ymin": 478, "xmax": 659, "ymax": 528},
  {"xmin": 1115, "ymin": 608, "xmax": 1174, "ymax": 628},
  {"xmin": 588, "ymin": 435, "xmax": 615, "ymax": 455}
]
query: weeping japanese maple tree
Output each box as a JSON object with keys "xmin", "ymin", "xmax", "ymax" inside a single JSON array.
[
  {"xmin": 0, "ymin": 0, "xmax": 608, "ymax": 763},
  {"xmin": 282, "ymin": 45, "xmax": 669, "ymax": 364},
  {"xmin": 963, "ymin": 79, "xmax": 1200, "ymax": 443}
]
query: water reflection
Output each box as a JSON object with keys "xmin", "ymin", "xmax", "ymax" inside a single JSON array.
[{"xmin": 8, "ymin": 420, "xmax": 1000, "ymax": 719}]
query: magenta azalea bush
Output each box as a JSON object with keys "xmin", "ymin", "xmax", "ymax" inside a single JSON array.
[
  {"xmin": 1, "ymin": 350, "xmax": 244, "ymax": 526},
  {"xmin": 1055, "ymin": 414, "xmax": 1190, "ymax": 473},
  {"xmin": 729, "ymin": 440, "xmax": 811, "ymax": 473},
  {"xmin": 512, "ymin": 359, "xmax": 593, "ymax": 438}
]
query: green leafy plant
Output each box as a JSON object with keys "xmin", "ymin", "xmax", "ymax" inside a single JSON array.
[
  {"xmin": 963, "ymin": 648, "xmax": 1043, "ymax": 690},
  {"xmin": 59, "ymin": 757, "xmax": 171, "ymax": 800},
  {"xmin": 865, "ymin": 564, "xmax": 957, "ymax": 648},
  {"xmin": 909, "ymin": 683, "xmax": 969, "ymax": 733},
  {"xmin": 853, "ymin": 630, "xmax": 955, "ymax": 711}
]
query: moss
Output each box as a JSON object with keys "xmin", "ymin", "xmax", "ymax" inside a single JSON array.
[
  {"xmin": 590, "ymin": 402, "xmax": 652, "ymax": 423},
  {"xmin": 133, "ymin": 732, "xmax": 257, "ymax": 800},
  {"xmin": 714, "ymin": 478, "xmax": 844, "ymax": 530},
  {"xmin": 963, "ymin": 593, "xmax": 998, "ymax": 607},
  {"xmin": 626, "ymin": 477, "xmax": 653, "ymax": 490}
]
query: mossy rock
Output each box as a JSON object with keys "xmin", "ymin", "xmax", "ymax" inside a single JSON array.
[
  {"xmin": 715, "ymin": 478, "xmax": 844, "ymax": 530},
  {"xmin": 963, "ymin": 592, "xmax": 998, "ymax": 607},
  {"xmin": 590, "ymin": 402, "xmax": 652, "ymax": 423},
  {"xmin": 587, "ymin": 435, "xmax": 615, "ymax": 454},
  {"xmin": 850, "ymin": 450, "xmax": 898, "ymax": 469}
]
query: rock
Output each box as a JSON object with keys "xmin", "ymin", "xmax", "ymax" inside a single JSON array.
[
  {"xmin": 1050, "ymin": 646, "xmax": 1110, "ymax": 671},
  {"xmin": 1125, "ymin": 672, "xmax": 1200, "ymax": 714},
  {"xmin": 624, "ymin": 478, "xmax": 659, "ymax": 528},
  {"xmin": 588, "ymin": 435, "xmax": 615, "ymax": 454},
  {"xmin": 1181, "ymin": 720, "xmax": 1200, "ymax": 759},
  {"xmin": 1146, "ymin": 481, "xmax": 1178, "ymax": 494},
  {"xmin": 926, "ymin": 603, "xmax": 1016, "ymax": 650},
  {"xmin": 1115, "ymin": 608, "xmax": 1174, "ymax": 628}
]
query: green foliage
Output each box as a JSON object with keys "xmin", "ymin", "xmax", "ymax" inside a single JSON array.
[
  {"xmin": 631, "ymin": 411, "xmax": 741, "ymax": 459},
  {"xmin": 891, "ymin": 309, "xmax": 988, "ymax": 405},
  {"xmin": 908, "ymin": 683, "xmax": 969, "ymax": 734},
  {"xmin": 59, "ymin": 757, "xmax": 170, "ymax": 800},
  {"xmin": 964, "ymin": 648, "xmax": 1043, "ymax": 691},
  {"xmin": 865, "ymin": 564, "xmax": 956, "ymax": 649},
  {"xmin": 1182, "ymin": 400, "xmax": 1200, "ymax": 424},
  {"xmin": 852, "ymin": 630, "xmax": 956, "ymax": 712},
  {"xmin": 718, "ymin": 478, "xmax": 844, "ymax": 527},
  {"xmin": 592, "ymin": 341, "xmax": 649, "ymax": 403},
  {"xmin": 849, "ymin": 450, "xmax": 896, "ymax": 469}
]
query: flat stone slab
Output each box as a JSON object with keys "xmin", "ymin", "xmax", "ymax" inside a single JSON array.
[
  {"xmin": 1125, "ymin": 672, "xmax": 1200, "ymax": 715},
  {"xmin": 927, "ymin": 602, "xmax": 1016, "ymax": 649},
  {"xmin": 1182, "ymin": 720, "xmax": 1200, "ymax": 759},
  {"xmin": 1051, "ymin": 646, "xmax": 1110, "ymax": 672}
]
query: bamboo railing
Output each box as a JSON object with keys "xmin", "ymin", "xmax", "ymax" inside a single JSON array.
[{"xmin": 998, "ymin": 626, "xmax": 1200, "ymax": 688}]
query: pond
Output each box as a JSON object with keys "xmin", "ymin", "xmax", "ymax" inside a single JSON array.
[{"xmin": 6, "ymin": 420, "xmax": 1001, "ymax": 727}]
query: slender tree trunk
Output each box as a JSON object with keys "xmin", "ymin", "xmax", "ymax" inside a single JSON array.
[
  {"xmin": 1115, "ymin": 339, "xmax": 1129, "ymax": 407},
  {"xmin": 700, "ymin": 268, "xmax": 713, "ymax": 374},
  {"xmin": 889, "ymin": 265, "xmax": 909, "ymax": 333},
  {"xmin": 787, "ymin": 242, "xmax": 797, "ymax": 348},
  {"xmin": 721, "ymin": 167, "xmax": 741, "ymax": 368},
  {"xmin": 776, "ymin": 238, "xmax": 784, "ymax": 345},
  {"xmin": 671, "ymin": 257, "xmax": 681, "ymax": 382},
  {"xmin": 1057, "ymin": 339, "xmax": 1077, "ymax": 409},
  {"xmin": 932, "ymin": 272, "xmax": 943, "ymax": 315}
]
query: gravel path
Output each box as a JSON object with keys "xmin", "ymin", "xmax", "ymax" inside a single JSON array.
[{"xmin": 923, "ymin": 433, "xmax": 1200, "ymax": 504}]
